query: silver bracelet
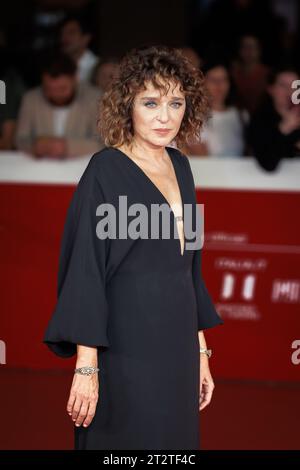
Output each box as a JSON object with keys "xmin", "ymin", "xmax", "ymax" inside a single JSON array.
[
  {"xmin": 199, "ymin": 347, "xmax": 212, "ymax": 358},
  {"xmin": 74, "ymin": 366, "xmax": 100, "ymax": 376}
]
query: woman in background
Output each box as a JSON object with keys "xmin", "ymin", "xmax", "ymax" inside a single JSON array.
[
  {"xmin": 247, "ymin": 66, "xmax": 300, "ymax": 172},
  {"xmin": 183, "ymin": 61, "xmax": 248, "ymax": 157},
  {"xmin": 91, "ymin": 57, "xmax": 120, "ymax": 93}
]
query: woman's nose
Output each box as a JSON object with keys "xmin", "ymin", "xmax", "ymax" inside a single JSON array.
[{"xmin": 157, "ymin": 105, "xmax": 169, "ymax": 122}]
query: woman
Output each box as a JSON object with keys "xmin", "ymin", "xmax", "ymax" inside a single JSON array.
[
  {"xmin": 91, "ymin": 57, "xmax": 120, "ymax": 93},
  {"xmin": 247, "ymin": 66, "xmax": 300, "ymax": 172},
  {"xmin": 43, "ymin": 45, "xmax": 224, "ymax": 450},
  {"xmin": 184, "ymin": 61, "xmax": 248, "ymax": 157}
]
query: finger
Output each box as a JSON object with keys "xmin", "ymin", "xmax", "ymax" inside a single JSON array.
[
  {"xmin": 199, "ymin": 397, "xmax": 210, "ymax": 410},
  {"xmin": 66, "ymin": 392, "xmax": 76, "ymax": 416},
  {"xmin": 199, "ymin": 387, "xmax": 214, "ymax": 410},
  {"xmin": 199, "ymin": 379, "xmax": 207, "ymax": 399},
  {"xmin": 72, "ymin": 396, "xmax": 83, "ymax": 422},
  {"xmin": 199, "ymin": 391, "xmax": 211, "ymax": 410},
  {"xmin": 82, "ymin": 400, "xmax": 97, "ymax": 428},
  {"xmin": 75, "ymin": 400, "xmax": 89, "ymax": 427}
]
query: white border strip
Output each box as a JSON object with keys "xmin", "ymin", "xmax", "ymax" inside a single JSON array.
[{"xmin": 0, "ymin": 152, "xmax": 300, "ymax": 191}]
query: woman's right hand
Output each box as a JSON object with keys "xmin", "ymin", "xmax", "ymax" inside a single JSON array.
[{"xmin": 66, "ymin": 371, "xmax": 99, "ymax": 428}]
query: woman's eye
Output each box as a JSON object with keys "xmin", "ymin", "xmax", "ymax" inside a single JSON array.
[
  {"xmin": 143, "ymin": 101, "xmax": 183, "ymax": 108},
  {"xmin": 171, "ymin": 102, "xmax": 183, "ymax": 108},
  {"xmin": 144, "ymin": 101, "xmax": 157, "ymax": 108}
]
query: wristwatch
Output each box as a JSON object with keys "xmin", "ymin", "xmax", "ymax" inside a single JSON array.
[
  {"xmin": 199, "ymin": 347, "xmax": 212, "ymax": 358},
  {"xmin": 74, "ymin": 366, "xmax": 100, "ymax": 375}
]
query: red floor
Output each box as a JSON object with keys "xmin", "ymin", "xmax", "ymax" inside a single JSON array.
[{"xmin": 0, "ymin": 369, "xmax": 299, "ymax": 450}]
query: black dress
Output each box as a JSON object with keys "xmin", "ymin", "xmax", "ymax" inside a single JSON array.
[{"xmin": 43, "ymin": 146, "xmax": 223, "ymax": 450}]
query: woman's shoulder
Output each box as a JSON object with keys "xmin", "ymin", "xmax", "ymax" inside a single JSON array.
[
  {"xmin": 75, "ymin": 147, "xmax": 121, "ymax": 196},
  {"xmin": 82, "ymin": 146, "xmax": 126, "ymax": 178},
  {"xmin": 89, "ymin": 146, "xmax": 121, "ymax": 165}
]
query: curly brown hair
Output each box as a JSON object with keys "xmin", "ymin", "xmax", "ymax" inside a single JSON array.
[{"xmin": 98, "ymin": 45, "xmax": 211, "ymax": 149}]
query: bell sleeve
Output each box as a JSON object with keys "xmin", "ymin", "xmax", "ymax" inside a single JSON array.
[
  {"xmin": 180, "ymin": 150, "xmax": 224, "ymax": 330},
  {"xmin": 43, "ymin": 156, "xmax": 110, "ymax": 358},
  {"xmin": 192, "ymin": 247, "xmax": 224, "ymax": 330}
]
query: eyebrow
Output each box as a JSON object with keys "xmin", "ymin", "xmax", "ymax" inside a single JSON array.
[{"xmin": 140, "ymin": 96, "xmax": 185, "ymax": 101}]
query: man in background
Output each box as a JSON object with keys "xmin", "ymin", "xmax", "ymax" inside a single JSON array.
[
  {"xmin": 15, "ymin": 52, "xmax": 102, "ymax": 159},
  {"xmin": 60, "ymin": 13, "xmax": 98, "ymax": 83},
  {"xmin": 0, "ymin": 30, "xmax": 26, "ymax": 150}
]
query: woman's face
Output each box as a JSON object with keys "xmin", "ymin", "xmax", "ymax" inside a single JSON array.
[
  {"xmin": 205, "ymin": 66, "xmax": 230, "ymax": 106},
  {"xmin": 131, "ymin": 79, "xmax": 186, "ymax": 148},
  {"xmin": 268, "ymin": 71, "xmax": 299, "ymax": 109}
]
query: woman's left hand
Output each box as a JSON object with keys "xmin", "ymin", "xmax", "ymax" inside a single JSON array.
[{"xmin": 199, "ymin": 355, "xmax": 215, "ymax": 411}]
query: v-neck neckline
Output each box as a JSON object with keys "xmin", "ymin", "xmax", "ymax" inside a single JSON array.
[{"xmin": 112, "ymin": 146, "xmax": 185, "ymax": 257}]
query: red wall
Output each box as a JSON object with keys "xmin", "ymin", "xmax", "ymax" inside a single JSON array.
[{"xmin": 0, "ymin": 183, "xmax": 299, "ymax": 381}]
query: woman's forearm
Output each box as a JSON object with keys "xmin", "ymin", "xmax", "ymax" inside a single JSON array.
[
  {"xmin": 198, "ymin": 331, "xmax": 210, "ymax": 369},
  {"xmin": 198, "ymin": 330, "xmax": 207, "ymax": 349},
  {"xmin": 76, "ymin": 345, "xmax": 98, "ymax": 367}
]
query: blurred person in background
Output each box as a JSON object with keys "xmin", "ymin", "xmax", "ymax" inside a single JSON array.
[
  {"xmin": 183, "ymin": 61, "xmax": 248, "ymax": 157},
  {"xmin": 59, "ymin": 13, "xmax": 98, "ymax": 83},
  {"xmin": 15, "ymin": 52, "xmax": 102, "ymax": 159},
  {"xmin": 247, "ymin": 66, "xmax": 300, "ymax": 172},
  {"xmin": 91, "ymin": 57, "xmax": 120, "ymax": 93},
  {"xmin": 0, "ymin": 30, "xmax": 26, "ymax": 150},
  {"xmin": 231, "ymin": 34, "xmax": 270, "ymax": 115}
]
